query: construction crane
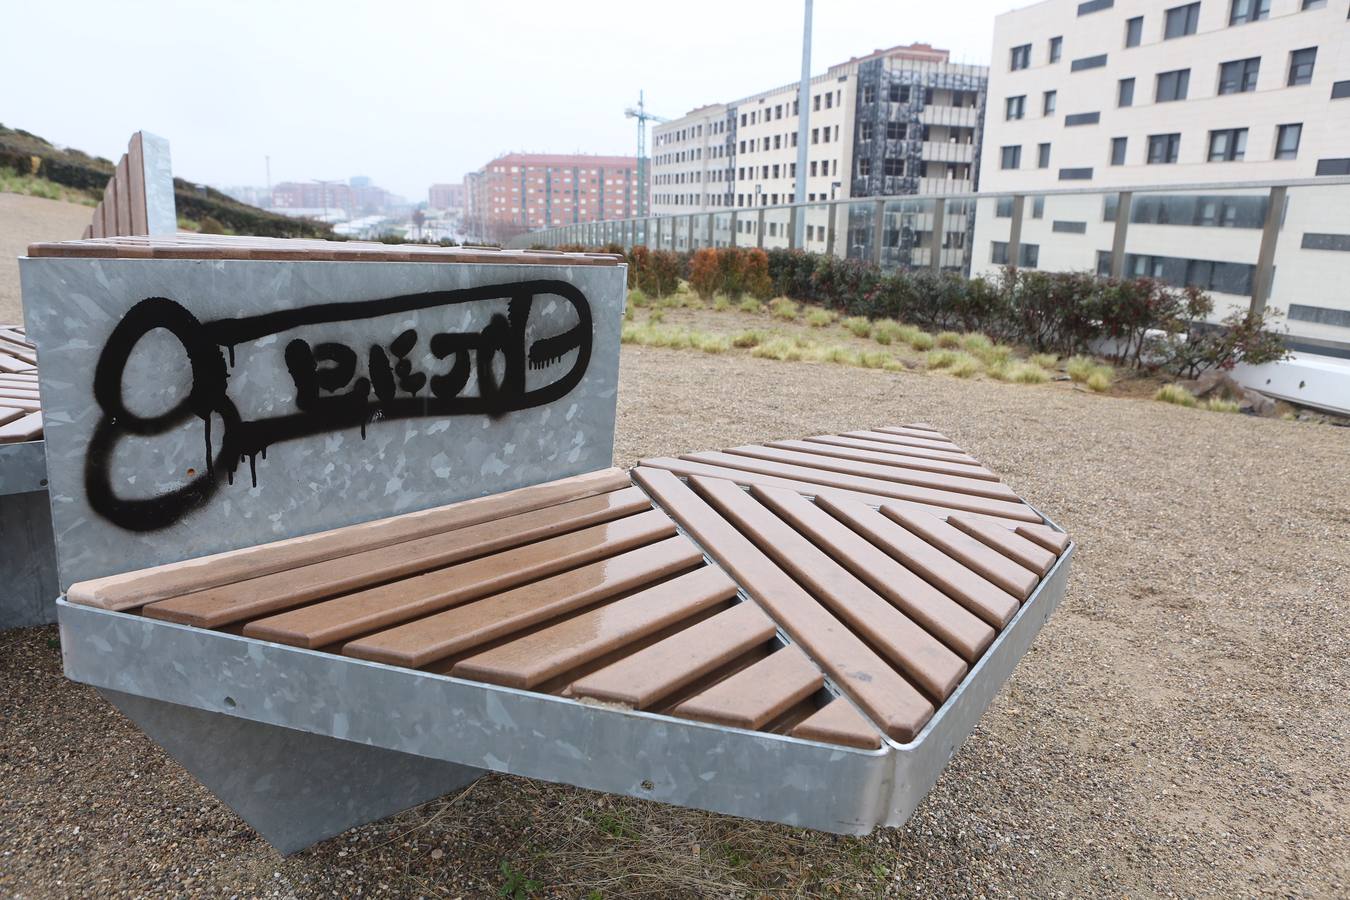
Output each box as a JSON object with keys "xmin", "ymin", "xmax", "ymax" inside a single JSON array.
[{"xmin": 624, "ymin": 91, "xmax": 668, "ymax": 218}]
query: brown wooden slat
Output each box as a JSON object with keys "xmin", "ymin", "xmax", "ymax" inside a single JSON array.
[
  {"xmin": 789, "ymin": 697, "xmax": 883, "ymax": 750},
  {"xmin": 672, "ymin": 645, "xmax": 824, "ymax": 730},
  {"xmin": 727, "ymin": 444, "xmax": 1018, "ymax": 500},
  {"xmin": 815, "ymin": 494, "xmax": 1021, "ymax": 629},
  {"xmin": 0, "ymin": 354, "xmax": 37, "ymax": 374},
  {"xmin": 0, "ymin": 397, "xmax": 40, "ymax": 412},
  {"xmin": 0, "ymin": 412, "xmax": 42, "ymax": 442},
  {"xmin": 874, "ymin": 425, "xmax": 960, "ymax": 445},
  {"xmin": 804, "ymin": 434, "xmax": 983, "ymax": 466},
  {"xmin": 901, "ymin": 422, "xmax": 942, "ymax": 433},
  {"xmin": 68, "ymin": 467, "xmax": 631, "ymax": 610},
  {"xmin": 0, "ymin": 388, "xmax": 40, "ymax": 401},
  {"xmin": 145, "ymin": 486, "xmax": 650, "ymax": 629},
  {"xmin": 127, "ymin": 133, "xmax": 149, "ymax": 235},
  {"xmin": 881, "ymin": 506, "xmax": 1039, "ymax": 602},
  {"xmin": 0, "ymin": 408, "xmax": 25, "ymax": 427},
  {"xmin": 949, "ymin": 514, "xmax": 1057, "ymax": 576},
  {"xmin": 567, "ymin": 601, "xmax": 779, "ymax": 708},
  {"xmin": 681, "ymin": 451, "xmax": 1040, "ymax": 523},
  {"xmin": 342, "ymin": 535, "xmax": 703, "ymax": 668},
  {"xmin": 639, "ymin": 456, "xmax": 1031, "ymax": 529},
  {"xmin": 0, "ymin": 339, "xmax": 36, "ymax": 365},
  {"xmin": 692, "ymin": 475, "xmax": 966, "ymax": 702},
  {"xmin": 768, "ymin": 438, "xmax": 999, "ymax": 481},
  {"xmin": 843, "ymin": 430, "xmax": 971, "ymax": 455},
  {"xmin": 752, "ymin": 485, "xmax": 995, "ymax": 663},
  {"xmin": 633, "ymin": 466, "xmax": 935, "ymax": 742},
  {"xmin": 452, "ymin": 565, "xmax": 739, "ymax": 689},
  {"xmin": 1016, "ymin": 521, "xmax": 1071, "ymax": 554},
  {"xmin": 113, "ymin": 156, "xmax": 133, "ymax": 236},
  {"xmin": 209, "ymin": 507, "xmax": 675, "ymax": 636}
]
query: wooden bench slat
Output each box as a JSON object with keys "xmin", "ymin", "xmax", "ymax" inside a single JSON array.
[
  {"xmin": 789, "ymin": 697, "xmax": 883, "ymax": 749},
  {"xmin": 127, "ymin": 133, "xmax": 149, "ymax": 235},
  {"xmin": 341, "ymin": 535, "xmax": 703, "ymax": 668},
  {"xmin": 567, "ymin": 601, "xmax": 779, "ymax": 708},
  {"xmin": 1015, "ymin": 521, "xmax": 1071, "ymax": 554},
  {"xmin": 0, "ymin": 407, "xmax": 26, "ymax": 428},
  {"xmin": 898, "ymin": 421, "xmax": 943, "ymax": 434},
  {"xmin": 451, "ymin": 565, "xmax": 739, "ymax": 689},
  {"xmin": 816, "ymin": 495, "xmax": 1021, "ymax": 629},
  {"xmin": 842, "ymin": 430, "xmax": 973, "ymax": 456},
  {"xmin": 67, "ymin": 467, "xmax": 631, "ymax": 610},
  {"xmin": 803, "ymin": 434, "xmax": 985, "ymax": 467},
  {"xmin": 767, "ymin": 438, "xmax": 1000, "ymax": 481},
  {"xmin": 0, "ymin": 411, "xmax": 42, "ymax": 442},
  {"xmin": 672, "ymin": 644, "xmax": 824, "ymax": 730},
  {"xmin": 949, "ymin": 514, "xmax": 1058, "ymax": 576},
  {"xmin": 0, "ymin": 397, "xmax": 40, "ymax": 412},
  {"xmin": 633, "ymin": 466, "xmax": 935, "ymax": 743},
  {"xmin": 680, "ymin": 450, "xmax": 1041, "ymax": 523},
  {"xmin": 881, "ymin": 506, "xmax": 1039, "ymax": 602},
  {"xmin": 693, "ymin": 475, "xmax": 966, "ymax": 702},
  {"xmin": 216, "ymin": 507, "xmax": 676, "ymax": 637},
  {"xmin": 0, "ymin": 388, "xmax": 40, "ymax": 401},
  {"xmin": 145, "ymin": 486, "xmax": 650, "ymax": 629},
  {"xmin": 0, "ymin": 353, "xmax": 37, "ymax": 374},
  {"xmin": 752, "ymin": 486, "xmax": 995, "ymax": 663},
  {"xmin": 727, "ymin": 445, "xmax": 1018, "ymax": 500},
  {"xmin": 873, "ymin": 425, "xmax": 961, "ymax": 446}
]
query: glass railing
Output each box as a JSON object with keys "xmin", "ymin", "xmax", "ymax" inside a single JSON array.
[{"xmin": 508, "ymin": 176, "xmax": 1350, "ymax": 356}]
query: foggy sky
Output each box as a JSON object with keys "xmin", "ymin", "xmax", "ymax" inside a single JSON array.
[{"xmin": 1, "ymin": 0, "xmax": 1016, "ymax": 202}]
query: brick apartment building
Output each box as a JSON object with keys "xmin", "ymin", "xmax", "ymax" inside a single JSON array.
[
  {"xmin": 463, "ymin": 153, "xmax": 642, "ymax": 243},
  {"xmin": 428, "ymin": 183, "xmax": 465, "ymax": 212}
]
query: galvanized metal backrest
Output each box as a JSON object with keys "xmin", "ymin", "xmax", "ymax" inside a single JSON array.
[{"xmin": 21, "ymin": 246, "xmax": 625, "ymax": 587}]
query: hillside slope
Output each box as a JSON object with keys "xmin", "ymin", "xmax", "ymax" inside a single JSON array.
[{"xmin": 0, "ymin": 192, "xmax": 92, "ymax": 323}]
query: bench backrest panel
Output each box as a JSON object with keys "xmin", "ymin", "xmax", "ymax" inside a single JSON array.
[{"xmin": 21, "ymin": 254, "xmax": 625, "ymax": 588}]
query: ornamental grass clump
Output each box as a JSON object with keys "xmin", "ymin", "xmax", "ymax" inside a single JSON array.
[
  {"xmin": 871, "ymin": 319, "xmax": 905, "ymax": 345},
  {"xmin": 1030, "ymin": 353, "xmax": 1058, "ymax": 370},
  {"xmin": 926, "ymin": 349, "xmax": 960, "ymax": 369},
  {"xmin": 737, "ymin": 297, "xmax": 763, "ymax": 314},
  {"xmin": 948, "ymin": 353, "xmax": 982, "ymax": 378},
  {"xmin": 751, "ymin": 336, "xmax": 804, "ymax": 361},
  {"xmin": 1154, "ymin": 384, "xmax": 1198, "ymax": 407},
  {"xmin": 908, "ymin": 331, "xmax": 935, "ymax": 351},
  {"xmin": 731, "ymin": 329, "xmax": 767, "ymax": 348},
  {"xmin": 805, "ymin": 308, "xmax": 834, "ymax": 328},
  {"xmin": 1205, "ymin": 396, "xmax": 1240, "ymax": 413},
  {"xmin": 769, "ymin": 297, "xmax": 799, "ymax": 320},
  {"xmin": 935, "ymin": 331, "xmax": 963, "ymax": 349},
  {"xmin": 841, "ymin": 316, "xmax": 872, "ymax": 338}
]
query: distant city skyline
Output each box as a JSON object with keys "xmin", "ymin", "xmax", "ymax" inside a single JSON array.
[{"xmin": 0, "ymin": 0, "xmax": 1011, "ymax": 199}]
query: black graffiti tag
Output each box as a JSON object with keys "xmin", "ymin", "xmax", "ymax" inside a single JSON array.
[{"xmin": 86, "ymin": 280, "xmax": 593, "ymax": 532}]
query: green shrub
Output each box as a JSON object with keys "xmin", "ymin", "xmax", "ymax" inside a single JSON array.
[
  {"xmin": 692, "ymin": 332, "xmax": 732, "ymax": 354},
  {"xmin": 712, "ymin": 294, "xmax": 732, "ymax": 311},
  {"xmin": 858, "ymin": 350, "xmax": 890, "ymax": 369},
  {"xmin": 960, "ymin": 332, "xmax": 993, "ymax": 354},
  {"xmin": 1155, "ymin": 384, "xmax": 1198, "ymax": 407}
]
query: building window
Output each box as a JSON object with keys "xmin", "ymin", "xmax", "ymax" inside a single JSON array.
[
  {"xmin": 1316, "ymin": 158, "xmax": 1350, "ymax": 176},
  {"xmin": 1006, "ymin": 95, "xmax": 1026, "ymax": 119},
  {"xmin": 858, "ymin": 157, "xmax": 871, "ymax": 177},
  {"xmin": 1301, "ymin": 0, "xmax": 1326, "ymax": 7},
  {"xmin": 1078, "ymin": 0, "xmax": 1114, "ymax": 13},
  {"xmin": 1156, "ymin": 69, "xmax": 1190, "ymax": 102},
  {"xmin": 1288, "ymin": 48, "xmax": 1317, "ymax": 86},
  {"xmin": 1071, "ymin": 54, "xmax": 1108, "ymax": 71},
  {"xmin": 1229, "ymin": 0, "xmax": 1269, "ymax": 25},
  {"xmin": 1208, "ymin": 128, "xmax": 1248, "ymax": 161},
  {"xmin": 1164, "ymin": 2, "xmax": 1200, "ymax": 38},
  {"xmin": 1118, "ymin": 77, "xmax": 1135, "ymax": 106},
  {"xmin": 1043, "ymin": 90, "xmax": 1057, "ymax": 115},
  {"xmin": 883, "ymin": 158, "xmax": 904, "ymax": 176},
  {"xmin": 995, "ymin": 197, "xmax": 1013, "ymax": 218},
  {"xmin": 811, "ymin": 128, "xmax": 819, "ymax": 144},
  {"xmin": 1033, "ymin": 196, "xmax": 1046, "ymax": 218},
  {"xmin": 1038, "ymin": 143, "xmax": 1051, "ymax": 168},
  {"xmin": 889, "ymin": 84, "xmax": 910, "ymax": 103},
  {"xmin": 1111, "ymin": 136, "xmax": 1128, "ymax": 165},
  {"xmin": 886, "ymin": 121, "xmax": 907, "ymax": 140},
  {"xmin": 860, "ymin": 120, "xmax": 873, "ymax": 140},
  {"xmin": 862, "ymin": 85, "xmax": 875, "ymax": 103},
  {"xmin": 1125, "ymin": 16, "xmax": 1144, "ymax": 46},
  {"xmin": 825, "ymin": 92, "xmax": 833, "ymax": 108},
  {"xmin": 1333, "ymin": 80, "xmax": 1350, "ymax": 99},
  {"xmin": 1065, "ymin": 112, "xmax": 1101, "ymax": 126},
  {"xmin": 1218, "ymin": 57, "xmax": 1261, "ymax": 94},
  {"xmin": 1059, "ymin": 167, "xmax": 1093, "ymax": 180},
  {"xmin": 1148, "ymin": 133, "xmax": 1182, "ymax": 164},
  {"xmin": 1275, "ymin": 123, "xmax": 1302, "ymax": 159},
  {"xmin": 1001, "ymin": 145, "xmax": 1022, "ymax": 169},
  {"xmin": 1049, "ymin": 36, "xmax": 1063, "ymax": 62},
  {"xmin": 1011, "ymin": 44, "xmax": 1031, "ymax": 70}
]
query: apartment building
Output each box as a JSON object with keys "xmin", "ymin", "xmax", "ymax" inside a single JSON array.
[
  {"xmin": 428, "ymin": 183, "xmax": 465, "ymax": 213},
  {"xmin": 975, "ymin": 0, "xmax": 1350, "ymax": 353},
  {"xmin": 651, "ymin": 43, "xmax": 988, "ymax": 261},
  {"xmin": 464, "ymin": 153, "xmax": 642, "ymax": 244}
]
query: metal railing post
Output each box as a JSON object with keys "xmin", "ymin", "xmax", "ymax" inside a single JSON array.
[
  {"xmin": 729, "ymin": 211, "xmax": 738, "ymax": 248},
  {"xmin": 1109, "ymin": 191, "xmax": 1132, "ymax": 278},
  {"xmin": 789, "ymin": 204, "xmax": 800, "ymax": 251},
  {"xmin": 826, "ymin": 200, "xmax": 838, "ymax": 259},
  {"xmin": 929, "ymin": 199, "xmax": 945, "ymax": 273},
  {"xmin": 686, "ymin": 214, "xmax": 695, "ymax": 251},
  {"xmin": 1007, "ymin": 195, "xmax": 1026, "ymax": 269},
  {"xmin": 756, "ymin": 208, "xmax": 766, "ymax": 250},
  {"xmin": 706, "ymin": 212, "xmax": 715, "ymax": 249},
  {"xmin": 871, "ymin": 198, "xmax": 886, "ymax": 267},
  {"xmin": 1250, "ymin": 185, "xmax": 1286, "ymax": 316}
]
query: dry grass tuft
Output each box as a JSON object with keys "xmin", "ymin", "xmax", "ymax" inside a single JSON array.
[
  {"xmin": 730, "ymin": 329, "xmax": 766, "ymax": 348},
  {"xmin": 841, "ymin": 316, "xmax": 872, "ymax": 338},
  {"xmin": 711, "ymin": 294, "xmax": 732, "ymax": 312},
  {"xmin": 810, "ymin": 344, "xmax": 861, "ymax": 365},
  {"xmin": 1030, "ymin": 353, "xmax": 1059, "ymax": 370},
  {"xmin": 736, "ymin": 296, "xmax": 763, "ymax": 315},
  {"xmin": 908, "ymin": 330, "xmax": 935, "ymax": 351},
  {"xmin": 768, "ymin": 297, "xmax": 799, "ymax": 320},
  {"xmin": 926, "ymin": 349, "xmax": 960, "ymax": 369},
  {"xmin": 1155, "ymin": 383, "xmax": 1198, "ymax": 407},
  {"xmin": 949, "ymin": 353, "xmax": 983, "ymax": 378},
  {"xmin": 871, "ymin": 319, "xmax": 905, "ymax": 345},
  {"xmin": 960, "ymin": 332, "xmax": 993, "ymax": 354},
  {"xmin": 935, "ymin": 331, "xmax": 963, "ymax": 349},
  {"xmin": 751, "ymin": 336, "xmax": 805, "ymax": 361},
  {"xmin": 805, "ymin": 308, "xmax": 834, "ymax": 328},
  {"xmin": 1205, "ymin": 397, "xmax": 1241, "ymax": 413}
]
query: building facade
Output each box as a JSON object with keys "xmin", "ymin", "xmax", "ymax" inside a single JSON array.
[
  {"xmin": 462, "ymin": 153, "xmax": 642, "ymax": 244},
  {"xmin": 975, "ymin": 0, "xmax": 1350, "ymax": 353},
  {"xmin": 428, "ymin": 183, "xmax": 465, "ymax": 212},
  {"xmin": 650, "ymin": 43, "xmax": 988, "ymax": 263}
]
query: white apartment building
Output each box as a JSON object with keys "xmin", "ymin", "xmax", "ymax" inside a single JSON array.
[
  {"xmin": 975, "ymin": 0, "xmax": 1350, "ymax": 354},
  {"xmin": 651, "ymin": 44, "xmax": 989, "ymax": 259}
]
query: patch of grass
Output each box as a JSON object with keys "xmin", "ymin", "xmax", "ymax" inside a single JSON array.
[
  {"xmin": 858, "ymin": 350, "xmax": 891, "ymax": 369},
  {"xmin": 960, "ymin": 332, "xmax": 993, "ymax": 354},
  {"xmin": 750, "ymin": 336, "xmax": 805, "ymax": 361},
  {"xmin": 935, "ymin": 331, "xmax": 963, "ymax": 349},
  {"xmin": 1205, "ymin": 396, "xmax": 1241, "ymax": 413},
  {"xmin": 1065, "ymin": 355, "xmax": 1098, "ymax": 382},
  {"xmin": 1086, "ymin": 370, "xmax": 1113, "ymax": 392},
  {"xmin": 691, "ymin": 332, "xmax": 732, "ymax": 354},
  {"xmin": 711, "ymin": 294, "xmax": 732, "ymax": 312},
  {"xmin": 841, "ymin": 316, "xmax": 872, "ymax": 338},
  {"xmin": 871, "ymin": 319, "xmax": 905, "ymax": 346},
  {"xmin": 731, "ymin": 329, "xmax": 766, "ymax": 348},
  {"xmin": 736, "ymin": 296, "xmax": 763, "ymax": 315},
  {"xmin": 1155, "ymin": 384, "xmax": 1198, "ymax": 407},
  {"xmin": 1030, "ymin": 352, "xmax": 1059, "ymax": 370},
  {"xmin": 811, "ymin": 344, "xmax": 861, "ymax": 365},
  {"xmin": 975, "ymin": 344, "xmax": 1012, "ymax": 367},
  {"xmin": 991, "ymin": 361, "xmax": 1049, "ymax": 384},
  {"xmin": 908, "ymin": 330, "xmax": 935, "ymax": 351},
  {"xmin": 948, "ymin": 353, "xmax": 983, "ymax": 378},
  {"xmin": 0, "ymin": 166, "xmax": 98, "ymax": 206},
  {"xmin": 498, "ymin": 860, "xmax": 541, "ymax": 899},
  {"xmin": 647, "ymin": 309, "xmax": 665, "ymax": 324},
  {"xmin": 627, "ymin": 288, "xmax": 648, "ymax": 308},
  {"xmin": 805, "ymin": 308, "xmax": 834, "ymax": 328},
  {"xmin": 926, "ymin": 349, "xmax": 960, "ymax": 369},
  {"xmin": 768, "ymin": 296, "xmax": 799, "ymax": 320}
]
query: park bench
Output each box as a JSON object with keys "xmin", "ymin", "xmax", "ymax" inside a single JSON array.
[{"xmin": 25, "ymin": 230, "xmax": 1072, "ymax": 854}]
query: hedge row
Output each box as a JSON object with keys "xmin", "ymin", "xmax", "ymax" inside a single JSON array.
[{"xmin": 601, "ymin": 244, "xmax": 1288, "ymax": 376}]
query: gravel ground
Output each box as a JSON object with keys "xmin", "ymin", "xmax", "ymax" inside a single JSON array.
[
  {"xmin": 0, "ymin": 192, "xmax": 93, "ymax": 324},
  {"xmin": 3, "ymin": 339, "xmax": 1348, "ymax": 898}
]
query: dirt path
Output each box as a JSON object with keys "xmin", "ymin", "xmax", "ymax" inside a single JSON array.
[
  {"xmin": 0, "ymin": 192, "xmax": 93, "ymax": 324},
  {"xmin": 2, "ymin": 341, "xmax": 1347, "ymax": 897}
]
